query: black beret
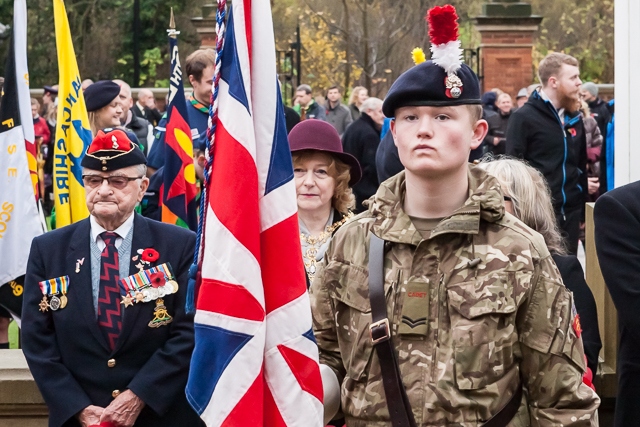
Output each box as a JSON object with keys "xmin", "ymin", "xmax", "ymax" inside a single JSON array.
[
  {"xmin": 43, "ymin": 85, "xmax": 58, "ymax": 95},
  {"xmin": 84, "ymin": 80, "xmax": 121, "ymax": 112},
  {"xmin": 382, "ymin": 61, "xmax": 481, "ymax": 118},
  {"xmin": 81, "ymin": 128, "xmax": 147, "ymax": 172}
]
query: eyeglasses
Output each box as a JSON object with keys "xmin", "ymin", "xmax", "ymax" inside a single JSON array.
[{"xmin": 82, "ymin": 175, "xmax": 143, "ymax": 190}]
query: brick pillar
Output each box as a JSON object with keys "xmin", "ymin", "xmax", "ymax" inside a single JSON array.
[
  {"xmin": 474, "ymin": 1, "xmax": 542, "ymax": 99},
  {"xmin": 191, "ymin": 4, "xmax": 217, "ymax": 49}
]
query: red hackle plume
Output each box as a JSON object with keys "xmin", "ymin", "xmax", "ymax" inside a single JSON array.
[{"xmin": 427, "ymin": 5, "xmax": 459, "ymax": 46}]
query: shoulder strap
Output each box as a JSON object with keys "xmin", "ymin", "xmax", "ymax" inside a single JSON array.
[{"xmin": 368, "ymin": 233, "xmax": 417, "ymax": 427}]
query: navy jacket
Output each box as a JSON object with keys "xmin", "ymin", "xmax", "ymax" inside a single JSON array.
[
  {"xmin": 22, "ymin": 214, "xmax": 202, "ymax": 427},
  {"xmin": 595, "ymin": 181, "xmax": 640, "ymax": 426},
  {"xmin": 506, "ymin": 90, "xmax": 588, "ymax": 215}
]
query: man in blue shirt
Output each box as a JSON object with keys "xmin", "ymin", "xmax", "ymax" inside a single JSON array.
[{"xmin": 146, "ymin": 49, "xmax": 214, "ymax": 176}]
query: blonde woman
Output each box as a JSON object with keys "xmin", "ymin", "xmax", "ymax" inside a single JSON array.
[
  {"xmin": 288, "ymin": 120, "xmax": 361, "ymax": 283},
  {"xmin": 347, "ymin": 86, "xmax": 368, "ymax": 121},
  {"xmin": 478, "ymin": 157, "xmax": 601, "ymax": 377},
  {"xmin": 84, "ymin": 80, "xmax": 123, "ymax": 136}
]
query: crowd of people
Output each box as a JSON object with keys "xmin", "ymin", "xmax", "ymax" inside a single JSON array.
[{"xmin": 0, "ymin": 4, "xmax": 634, "ymax": 425}]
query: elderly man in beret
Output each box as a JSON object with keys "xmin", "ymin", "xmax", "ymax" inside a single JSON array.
[
  {"xmin": 313, "ymin": 5, "xmax": 599, "ymax": 426},
  {"xmin": 22, "ymin": 129, "xmax": 202, "ymax": 427}
]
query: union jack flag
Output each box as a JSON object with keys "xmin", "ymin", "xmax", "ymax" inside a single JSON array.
[{"xmin": 185, "ymin": 0, "xmax": 324, "ymax": 425}]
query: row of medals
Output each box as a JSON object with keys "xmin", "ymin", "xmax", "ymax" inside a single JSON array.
[
  {"xmin": 123, "ymin": 280, "xmax": 179, "ymax": 306},
  {"xmin": 40, "ymin": 294, "xmax": 67, "ymax": 311}
]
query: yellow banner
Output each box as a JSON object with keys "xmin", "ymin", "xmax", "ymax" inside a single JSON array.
[{"xmin": 52, "ymin": 0, "xmax": 91, "ymax": 227}]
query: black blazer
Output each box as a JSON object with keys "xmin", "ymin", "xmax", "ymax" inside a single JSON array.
[
  {"xmin": 594, "ymin": 181, "xmax": 640, "ymax": 426},
  {"xmin": 551, "ymin": 254, "xmax": 602, "ymax": 375},
  {"xmin": 22, "ymin": 214, "xmax": 202, "ymax": 427}
]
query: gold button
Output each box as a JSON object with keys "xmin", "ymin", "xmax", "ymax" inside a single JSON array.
[
  {"xmin": 107, "ymin": 359, "xmax": 116, "ymax": 368},
  {"xmin": 112, "ymin": 389, "xmax": 120, "ymax": 398}
]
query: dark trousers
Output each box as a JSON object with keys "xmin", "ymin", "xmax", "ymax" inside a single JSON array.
[
  {"xmin": 615, "ymin": 322, "xmax": 640, "ymax": 427},
  {"xmin": 556, "ymin": 206, "xmax": 581, "ymax": 256}
]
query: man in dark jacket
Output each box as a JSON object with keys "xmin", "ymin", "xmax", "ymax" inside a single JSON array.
[
  {"xmin": 293, "ymin": 84, "xmax": 326, "ymax": 121},
  {"xmin": 506, "ymin": 52, "xmax": 587, "ymax": 255},
  {"xmin": 22, "ymin": 129, "xmax": 202, "ymax": 427},
  {"xmin": 114, "ymin": 80, "xmax": 152, "ymax": 156},
  {"xmin": 595, "ymin": 181, "xmax": 640, "ymax": 427},
  {"xmin": 342, "ymin": 97, "xmax": 384, "ymax": 212}
]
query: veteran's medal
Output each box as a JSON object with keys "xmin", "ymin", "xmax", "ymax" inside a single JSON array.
[
  {"xmin": 39, "ymin": 296, "xmax": 49, "ymax": 312},
  {"xmin": 49, "ymin": 295, "xmax": 61, "ymax": 311},
  {"xmin": 60, "ymin": 295, "xmax": 68, "ymax": 309},
  {"xmin": 148, "ymin": 299, "xmax": 173, "ymax": 328},
  {"xmin": 167, "ymin": 280, "xmax": 179, "ymax": 294}
]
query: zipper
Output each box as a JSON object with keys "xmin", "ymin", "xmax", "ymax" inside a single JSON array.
[{"xmin": 545, "ymin": 99, "xmax": 568, "ymax": 216}]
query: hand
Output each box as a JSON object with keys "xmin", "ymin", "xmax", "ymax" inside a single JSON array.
[
  {"xmin": 77, "ymin": 405, "xmax": 104, "ymax": 427},
  {"xmin": 100, "ymin": 390, "xmax": 145, "ymax": 427},
  {"xmin": 493, "ymin": 137, "xmax": 500, "ymax": 146},
  {"xmin": 588, "ymin": 177, "xmax": 599, "ymax": 195}
]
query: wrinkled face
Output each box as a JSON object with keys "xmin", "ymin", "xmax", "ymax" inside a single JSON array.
[
  {"xmin": 117, "ymin": 85, "xmax": 133, "ymax": 121},
  {"xmin": 327, "ymin": 88, "xmax": 341, "ymax": 103},
  {"xmin": 357, "ymin": 89, "xmax": 368, "ymax": 105},
  {"xmin": 190, "ymin": 65, "xmax": 215, "ymax": 105},
  {"xmin": 391, "ymin": 105, "xmax": 486, "ymax": 179},
  {"xmin": 366, "ymin": 104, "xmax": 385, "ymax": 128},
  {"xmin": 497, "ymin": 96, "xmax": 513, "ymax": 114},
  {"xmin": 294, "ymin": 153, "xmax": 336, "ymax": 214},
  {"xmin": 84, "ymin": 165, "xmax": 149, "ymax": 225},
  {"xmin": 553, "ymin": 64, "xmax": 582, "ymax": 110},
  {"xmin": 95, "ymin": 98, "xmax": 123, "ymax": 129},
  {"xmin": 296, "ymin": 90, "xmax": 312, "ymax": 107}
]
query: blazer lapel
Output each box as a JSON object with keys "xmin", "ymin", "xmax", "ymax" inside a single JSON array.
[
  {"xmin": 114, "ymin": 214, "xmax": 155, "ymax": 352},
  {"xmin": 67, "ymin": 219, "xmax": 111, "ymax": 352}
]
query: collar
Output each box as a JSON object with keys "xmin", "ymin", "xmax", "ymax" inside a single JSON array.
[
  {"xmin": 136, "ymin": 101, "xmax": 145, "ymax": 111},
  {"xmin": 539, "ymin": 89, "xmax": 565, "ymax": 118},
  {"xmin": 124, "ymin": 110, "xmax": 133, "ymax": 126},
  {"xmin": 189, "ymin": 95, "xmax": 209, "ymax": 113},
  {"xmin": 90, "ymin": 213, "xmax": 135, "ymax": 243}
]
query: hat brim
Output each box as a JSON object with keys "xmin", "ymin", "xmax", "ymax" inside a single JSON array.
[{"xmin": 291, "ymin": 146, "xmax": 362, "ymax": 186}]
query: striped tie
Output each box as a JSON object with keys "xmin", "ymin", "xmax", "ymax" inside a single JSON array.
[{"xmin": 97, "ymin": 232, "xmax": 122, "ymax": 350}]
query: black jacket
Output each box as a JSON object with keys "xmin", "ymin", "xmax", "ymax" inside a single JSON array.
[
  {"xmin": 506, "ymin": 90, "xmax": 588, "ymax": 214},
  {"xmin": 551, "ymin": 254, "xmax": 602, "ymax": 375},
  {"xmin": 22, "ymin": 214, "xmax": 202, "ymax": 427},
  {"xmin": 594, "ymin": 181, "xmax": 640, "ymax": 426},
  {"xmin": 126, "ymin": 113, "xmax": 151, "ymax": 156},
  {"xmin": 342, "ymin": 113, "xmax": 381, "ymax": 212},
  {"xmin": 375, "ymin": 131, "xmax": 403, "ymax": 184}
]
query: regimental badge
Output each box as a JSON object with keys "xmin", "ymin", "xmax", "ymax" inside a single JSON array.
[
  {"xmin": 572, "ymin": 302, "xmax": 582, "ymax": 338},
  {"xmin": 38, "ymin": 276, "xmax": 70, "ymax": 312},
  {"xmin": 444, "ymin": 74, "xmax": 463, "ymax": 99},
  {"xmin": 148, "ymin": 298, "xmax": 173, "ymax": 328},
  {"xmin": 119, "ymin": 263, "xmax": 178, "ymax": 307}
]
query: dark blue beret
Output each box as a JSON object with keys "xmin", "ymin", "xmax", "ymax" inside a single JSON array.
[
  {"xmin": 382, "ymin": 61, "xmax": 481, "ymax": 118},
  {"xmin": 84, "ymin": 80, "xmax": 121, "ymax": 112}
]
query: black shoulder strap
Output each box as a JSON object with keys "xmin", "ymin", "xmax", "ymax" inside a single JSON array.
[
  {"xmin": 367, "ymin": 233, "xmax": 522, "ymax": 427},
  {"xmin": 368, "ymin": 233, "xmax": 417, "ymax": 427}
]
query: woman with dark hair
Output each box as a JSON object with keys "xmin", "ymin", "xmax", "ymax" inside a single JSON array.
[{"xmin": 288, "ymin": 120, "xmax": 362, "ymax": 283}]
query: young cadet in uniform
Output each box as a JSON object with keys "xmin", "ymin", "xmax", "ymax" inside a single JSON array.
[{"xmin": 311, "ymin": 5, "xmax": 599, "ymax": 426}]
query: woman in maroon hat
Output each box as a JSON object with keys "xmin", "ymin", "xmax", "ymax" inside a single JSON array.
[{"xmin": 289, "ymin": 120, "xmax": 362, "ymax": 283}]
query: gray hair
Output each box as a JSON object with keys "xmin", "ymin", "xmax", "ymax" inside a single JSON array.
[
  {"xmin": 477, "ymin": 157, "xmax": 566, "ymax": 255},
  {"xmin": 296, "ymin": 84, "xmax": 312, "ymax": 94},
  {"xmin": 582, "ymin": 82, "xmax": 598, "ymax": 97},
  {"xmin": 360, "ymin": 97, "xmax": 382, "ymax": 113}
]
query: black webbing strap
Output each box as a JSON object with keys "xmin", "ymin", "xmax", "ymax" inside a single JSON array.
[
  {"xmin": 368, "ymin": 233, "xmax": 417, "ymax": 427},
  {"xmin": 367, "ymin": 233, "xmax": 523, "ymax": 427}
]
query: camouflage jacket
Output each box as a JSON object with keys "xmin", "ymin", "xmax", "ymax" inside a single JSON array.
[{"xmin": 310, "ymin": 167, "xmax": 599, "ymax": 426}]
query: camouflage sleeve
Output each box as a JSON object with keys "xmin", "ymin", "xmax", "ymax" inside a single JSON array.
[
  {"xmin": 309, "ymin": 261, "xmax": 346, "ymax": 385},
  {"xmin": 518, "ymin": 255, "xmax": 600, "ymax": 426}
]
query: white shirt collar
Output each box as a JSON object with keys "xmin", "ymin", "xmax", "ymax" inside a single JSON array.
[
  {"xmin": 539, "ymin": 89, "xmax": 565, "ymax": 119},
  {"xmin": 90, "ymin": 213, "xmax": 135, "ymax": 244}
]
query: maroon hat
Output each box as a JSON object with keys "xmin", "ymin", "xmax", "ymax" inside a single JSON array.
[{"xmin": 289, "ymin": 120, "xmax": 362, "ymax": 186}]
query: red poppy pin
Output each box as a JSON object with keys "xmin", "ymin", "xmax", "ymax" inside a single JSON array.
[
  {"xmin": 569, "ymin": 128, "xmax": 577, "ymax": 137},
  {"xmin": 149, "ymin": 272, "xmax": 166, "ymax": 288},
  {"xmin": 572, "ymin": 313, "xmax": 582, "ymax": 338},
  {"xmin": 141, "ymin": 248, "xmax": 159, "ymax": 263}
]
